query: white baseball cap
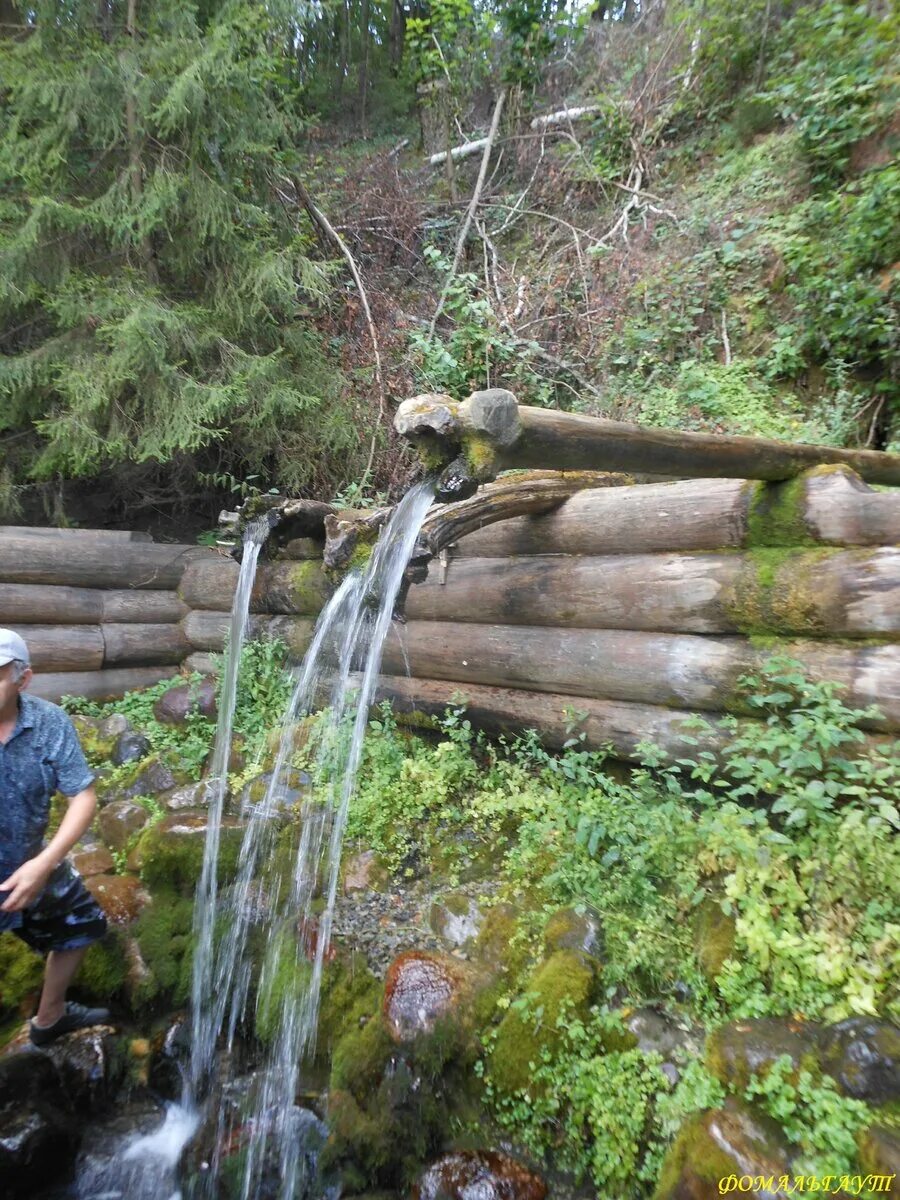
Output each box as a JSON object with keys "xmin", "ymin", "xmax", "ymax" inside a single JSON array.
[{"xmin": 0, "ymin": 629, "xmax": 30, "ymax": 668}]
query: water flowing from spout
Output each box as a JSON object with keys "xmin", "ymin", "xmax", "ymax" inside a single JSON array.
[{"xmin": 188, "ymin": 516, "xmax": 271, "ymax": 1104}]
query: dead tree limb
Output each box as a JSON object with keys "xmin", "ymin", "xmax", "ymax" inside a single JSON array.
[
  {"xmin": 428, "ymin": 90, "xmax": 507, "ymax": 338},
  {"xmin": 289, "ymin": 176, "xmax": 386, "ymax": 482}
]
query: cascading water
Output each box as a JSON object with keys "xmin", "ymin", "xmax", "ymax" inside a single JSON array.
[
  {"xmin": 67, "ymin": 484, "xmax": 433, "ymax": 1200},
  {"xmin": 68, "ymin": 517, "xmax": 270, "ymax": 1200},
  {"xmin": 225, "ymin": 481, "xmax": 435, "ymax": 1200}
]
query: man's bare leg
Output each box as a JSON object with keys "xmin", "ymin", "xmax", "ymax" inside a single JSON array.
[{"xmin": 33, "ymin": 946, "xmax": 88, "ymax": 1027}]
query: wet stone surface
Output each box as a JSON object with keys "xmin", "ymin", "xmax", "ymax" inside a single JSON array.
[
  {"xmin": 818, "ymin": 1017, "xmax": 900, "ymax": 1103},
  {"xmin": 414, "ymin": 1150, "xmax": 548, "ymax": 1200},
  {"xmin": 383, "ymin": 951, "xmax": 475, "ymax": 1043},
  {"xmin": 111, "ymin": 730, "xmax": 151, "ymax": 767}
]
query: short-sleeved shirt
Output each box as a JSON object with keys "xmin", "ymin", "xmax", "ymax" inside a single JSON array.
[{"xmin": 0, "ymin": 692, "xmax": 95, "ymax": 882}]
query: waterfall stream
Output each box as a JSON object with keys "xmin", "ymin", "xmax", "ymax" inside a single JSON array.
[{"xmin": 70, "ymin": 486, "xmax": 433, "ymax": 1199}]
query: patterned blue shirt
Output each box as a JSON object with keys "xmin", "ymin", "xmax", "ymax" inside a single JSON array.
[{"xmin": 0, "ymin": 692, "xmax": 95, "ymax": 879}]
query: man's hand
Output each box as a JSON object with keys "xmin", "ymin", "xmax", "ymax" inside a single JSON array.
[{"xmin": 0, "ymin": 857, "xmax": 53, "ymax": 913}]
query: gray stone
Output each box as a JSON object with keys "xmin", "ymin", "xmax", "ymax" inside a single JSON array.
[
  {"xmin": 111, "ymin": 731, "xmax": 151, "ymax": 766},
  {"xmin": 99, "ymin": 800, "xmax": 150, "ymax": 851},
  {"xmin": 819, "ymin": 1018, "xmax": 900, "ymax": 1103},
  {"xmin": 98, "ymin": 713, "xmax": 130, "ymax": 738},
  {"xmin": 430, "ymin": 893, "xmax": 484, "ymax": 949}
]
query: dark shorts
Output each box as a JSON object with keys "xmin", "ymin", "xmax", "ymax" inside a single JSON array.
[{"xmin": 0, "ymin": 862, "xmax": 107, "ymax": 954}]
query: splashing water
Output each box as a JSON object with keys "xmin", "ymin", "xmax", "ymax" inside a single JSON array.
[
  {"xmin": 171, "ymin": 481, "xmax": 432, "ymax": 1199},
  {"xmin": 69, "ymin": 485, "xmax": 433, "ymax": 1200}
]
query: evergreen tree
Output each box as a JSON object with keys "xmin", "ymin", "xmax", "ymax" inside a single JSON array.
[{"xmin": 0, "ymin": 0, "xmax": 362, "ymax": 520}]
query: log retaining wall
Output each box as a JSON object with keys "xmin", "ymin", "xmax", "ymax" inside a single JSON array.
[{"xmin": 2, "ymin": 464, "xmax": 898, "ymax": 760}]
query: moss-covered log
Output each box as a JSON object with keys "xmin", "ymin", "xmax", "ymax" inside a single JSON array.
[
  {"xmin": 180, "ymin": 559, "xmax": 331, "ymax": 615},
  {"xmin": 395, "ymin": 391, "xmax": 900, "ymax": 486},
  {"xmin": 405, "ymin": 547, "xmax": 900, "ymax": 637},
  {"xmin": 452, "ymin": 467, "xmax": 900, "ymax": 557}
]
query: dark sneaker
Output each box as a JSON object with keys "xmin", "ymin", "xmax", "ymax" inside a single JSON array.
[{"xmin": 29, "ymin": 1001, "xmax": 111, "ymax": 1047}]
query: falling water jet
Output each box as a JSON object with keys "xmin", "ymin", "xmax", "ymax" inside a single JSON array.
[{"xmin": 223, "ymin": 481, "xmax": 435, "ymax": 1200}]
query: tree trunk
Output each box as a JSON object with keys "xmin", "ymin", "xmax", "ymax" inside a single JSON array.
[
  {"xmin": 0, "ymin": 583, "xmax": 185, "ymax": 625},
  {"xmin": 358, "ymin": 0, "xmax": 370, "ymax": 134},
  {"xmin": 405, "ymin": 547, "xmax": 900, "ymax": 638},
  {"xmin": 394, "ymin": 393, "xmax": 900, "ymax": 486},
  {"xmin": 29, "ymin": 667, "xmax": 178, "ymax": 704},
  {"xmin": 0, "ymin": 536, "xmax": 213, "ymax": 589},
  {"xmin": 389, "ymin": 0, "xmax": 406, "ymax": 71}
]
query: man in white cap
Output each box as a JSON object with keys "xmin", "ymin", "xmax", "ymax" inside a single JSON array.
[{"xmin": 0, "ymin": 628, "xmax": 110, "ymax": 1045}]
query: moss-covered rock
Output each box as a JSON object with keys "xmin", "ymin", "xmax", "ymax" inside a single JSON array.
[
  {"xmin": 694, "ymin": 897, "xmax": 737, "ymax": 983},
  {"xmin": 134, "ymin": 811, "xmax": 244, "ymax": 892},
  {"xmin": 857, "ymin": 1122, "xmax": 900, "ymax": 1178},
  {"xmin": 819, "ymin": 1017, "xmax": 900, "ymax": 1103},
  {"xmin": 78, "ymin": 933, "xmax": 129, "ymax": 1001},
  {"xmin": 488, "ymin": 949, "xmax": 596, "ymax": 1096},
  {"xmin": 705, "ymin": 1017, "xmax": 820, "ymax": 1091},
  {"xmin": 132, "ymin": 893, "xmax": 196, "ymax": 1007},
  {"xmin": 542, "ymin": 906, "xmax": 604, "ymax": 964},
  {"xmin": 71, "ymin": 713, "xmax": 117, "ymax": 762},
  {"xmin": 653, "ymin": 1098, "xmax": 791, "ymax": 1200}
]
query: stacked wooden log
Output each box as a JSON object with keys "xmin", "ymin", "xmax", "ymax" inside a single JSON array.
[
  {"xmin": 0, "ymin": 528, "xmax": 215, "ymax": 702},
  {"xmin": 212, "ymin": 465, "xmax": 899, "ymax": 761},
  {"xmin": 3, "ymin": 462, "xmax": 898, "ymax": 764}
]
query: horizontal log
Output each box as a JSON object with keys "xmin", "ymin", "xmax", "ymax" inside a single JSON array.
[
  {"xmin": 374, "ymin": 675, "xmax": 892, "ymax": 764},
  {"xmin": 0, "ymin": 583, "xmax": 102, "ymax": 625},
  {"xmin": 102, "ymin": 624, "xmax": 191, "ymax": 666},
  {"xmin": 405, "ymin": 548, "xmax": 900, "ymax": 637},
  {"xmin": 374, "ymin": 675, "xmax": 731, "ymax": 760},
  {"xmin": 28, "ymin": 667, "xmax": 178, "ymax": 704},
  {"xmin": 455, "ymin": 477, "xmax": 752, "ymax": 556},
  {"xmin": 9, "ymin": 625, "xmax": 104, "ymax": 672},
  {"xmin": 179, "ymin": 560, "xmax": 331, "ymax": 615},
  {"xmin": 371, "ymin": 621, "xmax": 900, "ymax": 731},
  {"xmin": 181, "ymin": 610, "xmax": 273, "ymax": 652},
  {"xmin": 102, "ymin": 591, "xmax": 187, "ymax": 624},
  {"xmin": 184, "ymin": 652, "xmax": 221, "ymax": 676},
  {"xmin": 803, "ymin": 465, "xmax": 900, "ymax": 545},
  {"xmin": 0, "ymin": 536, "xmax": 214, "ymax": 590},
  {"xmin": 0, "ymin": 582, "xmax": 201, "ymax": 627},
  {"xmin": 454, "ymin": 469, "xmax": 900, "ymax": 556},
  {"xmin": 0, "ymin": 526, "xmax": 152, "ymax": 541},
  {"xmin": 395, "ymin": 391, "xmax": 900, "ymax": 485}
]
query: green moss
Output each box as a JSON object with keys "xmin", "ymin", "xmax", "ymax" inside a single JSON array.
[
  {"xmin": 347, "ymin": 542, "xmax": 375, "ymax": 573},
  {"xmin": 287, "ymin": 559, "xmax": 331, "ymax": 612},
  {"xmin": 462, "ymin": 433, "xmax": 499, "ymax": 479},
  {"xmin": 136, "ymin": 818, "xmax": 242, "ymax": 892},
  {"xmin": 694, "ymin": 897, "xmax": 737, "ymax": 984},
  {"xmin": 723, "ymin": 546, "xmax": 834, "ymax": 636},
  {"xmin": 255, "ymin": 928, "xmax": 314, "ymax": 1044},
  {"xmin": 78, "ymin": 933, "xmax": 128, "ymax": 1000},
  {"xmin": 71, "ymin": 714, "xmax": 116, "ymax": 762},
  {"xmin": 474, "ymin": 903, "xmax": 528, "ymax": 977},
  {"xmin": 133, "ymin": 893, "xmax": 196, "ymax": 1007},
  {"xmin": 488, "ymin": 949, "xmax": 596, "ymax": 1096},
  {"xmin": 745, "ymin": 475, "xmax": 817, "ymax": 548},
  {"xmin": 0, "ymin": 937, "xmax": 44, "ymax": 1017}
]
